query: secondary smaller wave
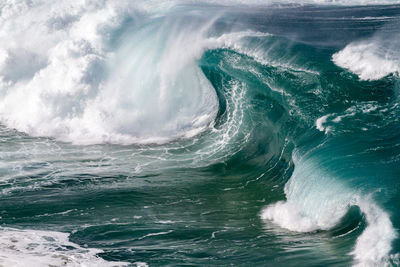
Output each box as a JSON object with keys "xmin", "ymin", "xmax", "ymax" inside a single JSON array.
[
  {"xmin": 333, "ymin": 23, "xmax": 400, "ymax": 81},
  {"xmin": 261, "ymin": 152, "xmax": 398, "ymax": 266}
]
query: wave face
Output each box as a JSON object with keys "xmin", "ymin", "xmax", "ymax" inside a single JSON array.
[{"xmin": 1, "ymin": 1, "xmax": 400, "ymax": 266}]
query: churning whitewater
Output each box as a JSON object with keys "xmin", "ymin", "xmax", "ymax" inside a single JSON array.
[{"xmin": 1, "ymin": 0, "xmax": 400, "ymax": 266}]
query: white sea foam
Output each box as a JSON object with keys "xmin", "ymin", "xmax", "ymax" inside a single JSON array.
[
  {"xmin": 315, "ymin": 114, "xmax": 332, "ymax": 133},
  {"xmin": 261, "ymin": 201, "xmax": 319, "ymax": 232},
  {"xmin": 0, "ymin": 227, "xmax": 130, "ymax": 267},
  {"xmin": 261, "ymin": 154, "xmax": 398, "ymax": 266}
]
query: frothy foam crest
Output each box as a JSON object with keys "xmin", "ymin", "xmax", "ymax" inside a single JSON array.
[
  {"xmin": 0, "ymin": 1, "xmax": 224, "ymax": 144},
  {"xmin": 261, "ymin": 154, "xmax": 398, "ymax": 266},
  {"xmin": 261, "ymin": 201, "xmax": 319, "ymax": 232},
  {"xmin": 315, "ymin": 114, "xmax": 333, "ymax": 133},
  {"xmin": 0, "ymin": 227, "xmax": 129, "ymax": 267},
  {"xmin": 333, "ymin": 42, "xmax": 400, "ymax": 81},
  {"xmin": 333, "ymin": 28, "xmax": 400, "ymax": 81}
]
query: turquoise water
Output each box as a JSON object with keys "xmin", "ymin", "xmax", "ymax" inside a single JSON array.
[{"xmin": 0, "ymin": 2, "xmax": 400, "ymax": 266}]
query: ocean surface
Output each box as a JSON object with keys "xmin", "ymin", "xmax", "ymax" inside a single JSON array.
[{"xmin": 0, "ymin": 1, "xmax": 400, "ymax": 266}]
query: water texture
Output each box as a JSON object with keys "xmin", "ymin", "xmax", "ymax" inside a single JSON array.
[{"xmin": 0, "ymin": 1, "xmax": 400, "ymax": 266}]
